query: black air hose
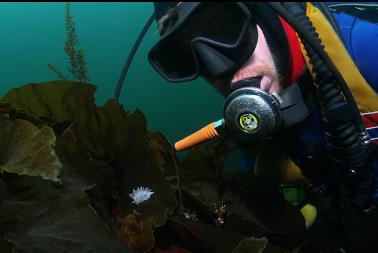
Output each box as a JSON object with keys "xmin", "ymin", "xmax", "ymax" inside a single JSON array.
[
  {"xmin": 317, "ymin": 2, "xmax": 344, "ymax": 43},
  {"xmin": 278, "ymin": 3, "xmax": 373, "ymax": 193},
  {"xmin": 266, "ymin": 2, "xmax": 366, "ymax": 134},
  {"xmin": 114, "ymin": 11, "xmax": 156, "ymax": 101}
]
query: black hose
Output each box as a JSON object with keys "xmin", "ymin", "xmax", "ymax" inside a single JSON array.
[
  {"xmin": 266, "ymin": 2, "xmax": 365, "ymax": 132},
  {"xmin": 114, "ymin": 11, "xmax": 156, "ymax": 101},
  {"xmin": 275, "ymin": 5, "xmax": 377, "ymax": 250},
  {"xmin": 281, "ymin": 2, "xmax": 367, "ymax": 169},
  {"xmin": 279, "ymin": 2, "xmax": 375, "ymax": 213},
  {"xmin": 317, "ymin": 2, "xmax": 344, "ymax": 43}
]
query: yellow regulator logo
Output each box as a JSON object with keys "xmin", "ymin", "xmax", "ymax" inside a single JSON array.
[{"xmin": 239, "ymin": 113, "xmax": 259, "ymax": 131}]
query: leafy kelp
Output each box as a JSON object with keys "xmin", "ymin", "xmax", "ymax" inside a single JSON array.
[
  {"xmin": 0, "ymin": 118, "xmax": 62, "ymax": 181},
  {"xmin": 0, "ymin": 81, "xmax": 176, "ymax": 253},
  {"xmin": 0, "ymin": 81, "xmax": 377, "ymax": 253}
]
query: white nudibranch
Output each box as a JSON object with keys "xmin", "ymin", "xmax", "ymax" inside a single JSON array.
[{"xmin": 129, "ymin": 186, "xmax": 154, "ymax": 205}]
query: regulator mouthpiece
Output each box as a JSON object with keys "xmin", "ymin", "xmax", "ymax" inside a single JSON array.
[
  {"xmin": 223, "ymin": 78, "xmax": 281, "ymax": 143},
  {"xmin": 174, "ymin": 77, "xmax": 310, "ymax": 151}
]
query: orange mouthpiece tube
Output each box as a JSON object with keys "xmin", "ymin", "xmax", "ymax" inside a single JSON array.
[{"xmin": 174, "ymin": 121, "xmax": 222, "ymax": 152}]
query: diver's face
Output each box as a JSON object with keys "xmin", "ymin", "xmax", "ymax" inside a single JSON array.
[{"xmin": 206, "ymin": 25, "xmax": 283, "ymax": 96}]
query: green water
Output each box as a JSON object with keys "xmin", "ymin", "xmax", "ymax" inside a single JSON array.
[{"xmin": 0, "ymin": 2, "xmax": 224, "ymax": 144}]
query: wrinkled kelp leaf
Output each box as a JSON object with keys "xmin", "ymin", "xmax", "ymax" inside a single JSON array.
[
  {"xmin": 0, "ymin": 239, "xmax": 19, "ymax": 253},
  {"xmin": 163, "ymin": 215, "xmax": 246, "ymax": 253},
  {"xmin": 0, "ymin": 81, "xmax": 178, "ymax": 252},
  {"xmin": 1, "ymin": 81, "xmax": 95, "ymax": 124},
  {"xmin": 147, "ymin": 131, "xmax": 177, "ymax": 174},
  {"xmin": 117, "ymin": 211, "xmax": 155, "ymax": 253},
  {"xmin": 179, "ymin": 179, "xmax": 306, "ymax": 250},
  {"xmin": 232, "ymin": 236, "xmax": 268, "ymax": 253},
  {"xmin": 0, "ymin": 177, "xmax": 7, "ymax": 203},
  {"xmin": 0, "ymin": 119, "xmax": 62, "ymax": 182},
  {"xmin": 176, "ymin": 137, "xmax": 306, "ymax": 251},
  {"xmin": 1, "ymin": 80, "xmax": 357, "ymax": 252},
  {"xmin": 179, "ymin": 136, "xmax": 238, "ymax": 185},
  {"xmin": 152, "ymin": 218, "xmax": 207, "ymax": 253},
  {"xmin": 0, "ymin": 172, "xmax": 134, "ymax": 253}
]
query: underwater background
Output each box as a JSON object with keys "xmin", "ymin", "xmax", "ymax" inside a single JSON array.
[
  {"xmin": 1, "ymin": 2, "xmax": 378, "ymax": 253},
  {"xmin": 0, "ymin": 2, "xmax": 224, "ymax": 144}
]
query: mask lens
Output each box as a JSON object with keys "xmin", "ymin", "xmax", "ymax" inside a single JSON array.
[
  {"xmin": 149, "ymin": 3, "xmax": 251, "ymax": 82},
  {"xmin": 151, "ymin": 33, "xmax": 197, "ymax": 79},
  {"xmin": 181, "ymin": 3, "xmax": 247, "ymax": 45}
]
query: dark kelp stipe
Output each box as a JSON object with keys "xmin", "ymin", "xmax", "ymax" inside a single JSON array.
[{"xmin": 0, "ymin": 81, "xmax": 376, "ymax": 253}]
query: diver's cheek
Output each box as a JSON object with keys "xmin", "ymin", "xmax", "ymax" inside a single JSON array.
[
  {"xmin": 260, "ymin": 75, "xmax": 273, "ymax": 92},
  {"xmin": 269, "ymin": 80, "xmax": 282, "ymax": 94}
]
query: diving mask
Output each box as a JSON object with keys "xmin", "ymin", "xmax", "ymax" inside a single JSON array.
[{"xmin": 148, "ymin": 2, "xmax": 258, "ymax": 82}]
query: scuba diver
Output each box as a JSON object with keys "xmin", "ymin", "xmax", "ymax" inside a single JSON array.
[{"xmin": 144, "ymin": 2, "xmax": 378, "ymax": 252}]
